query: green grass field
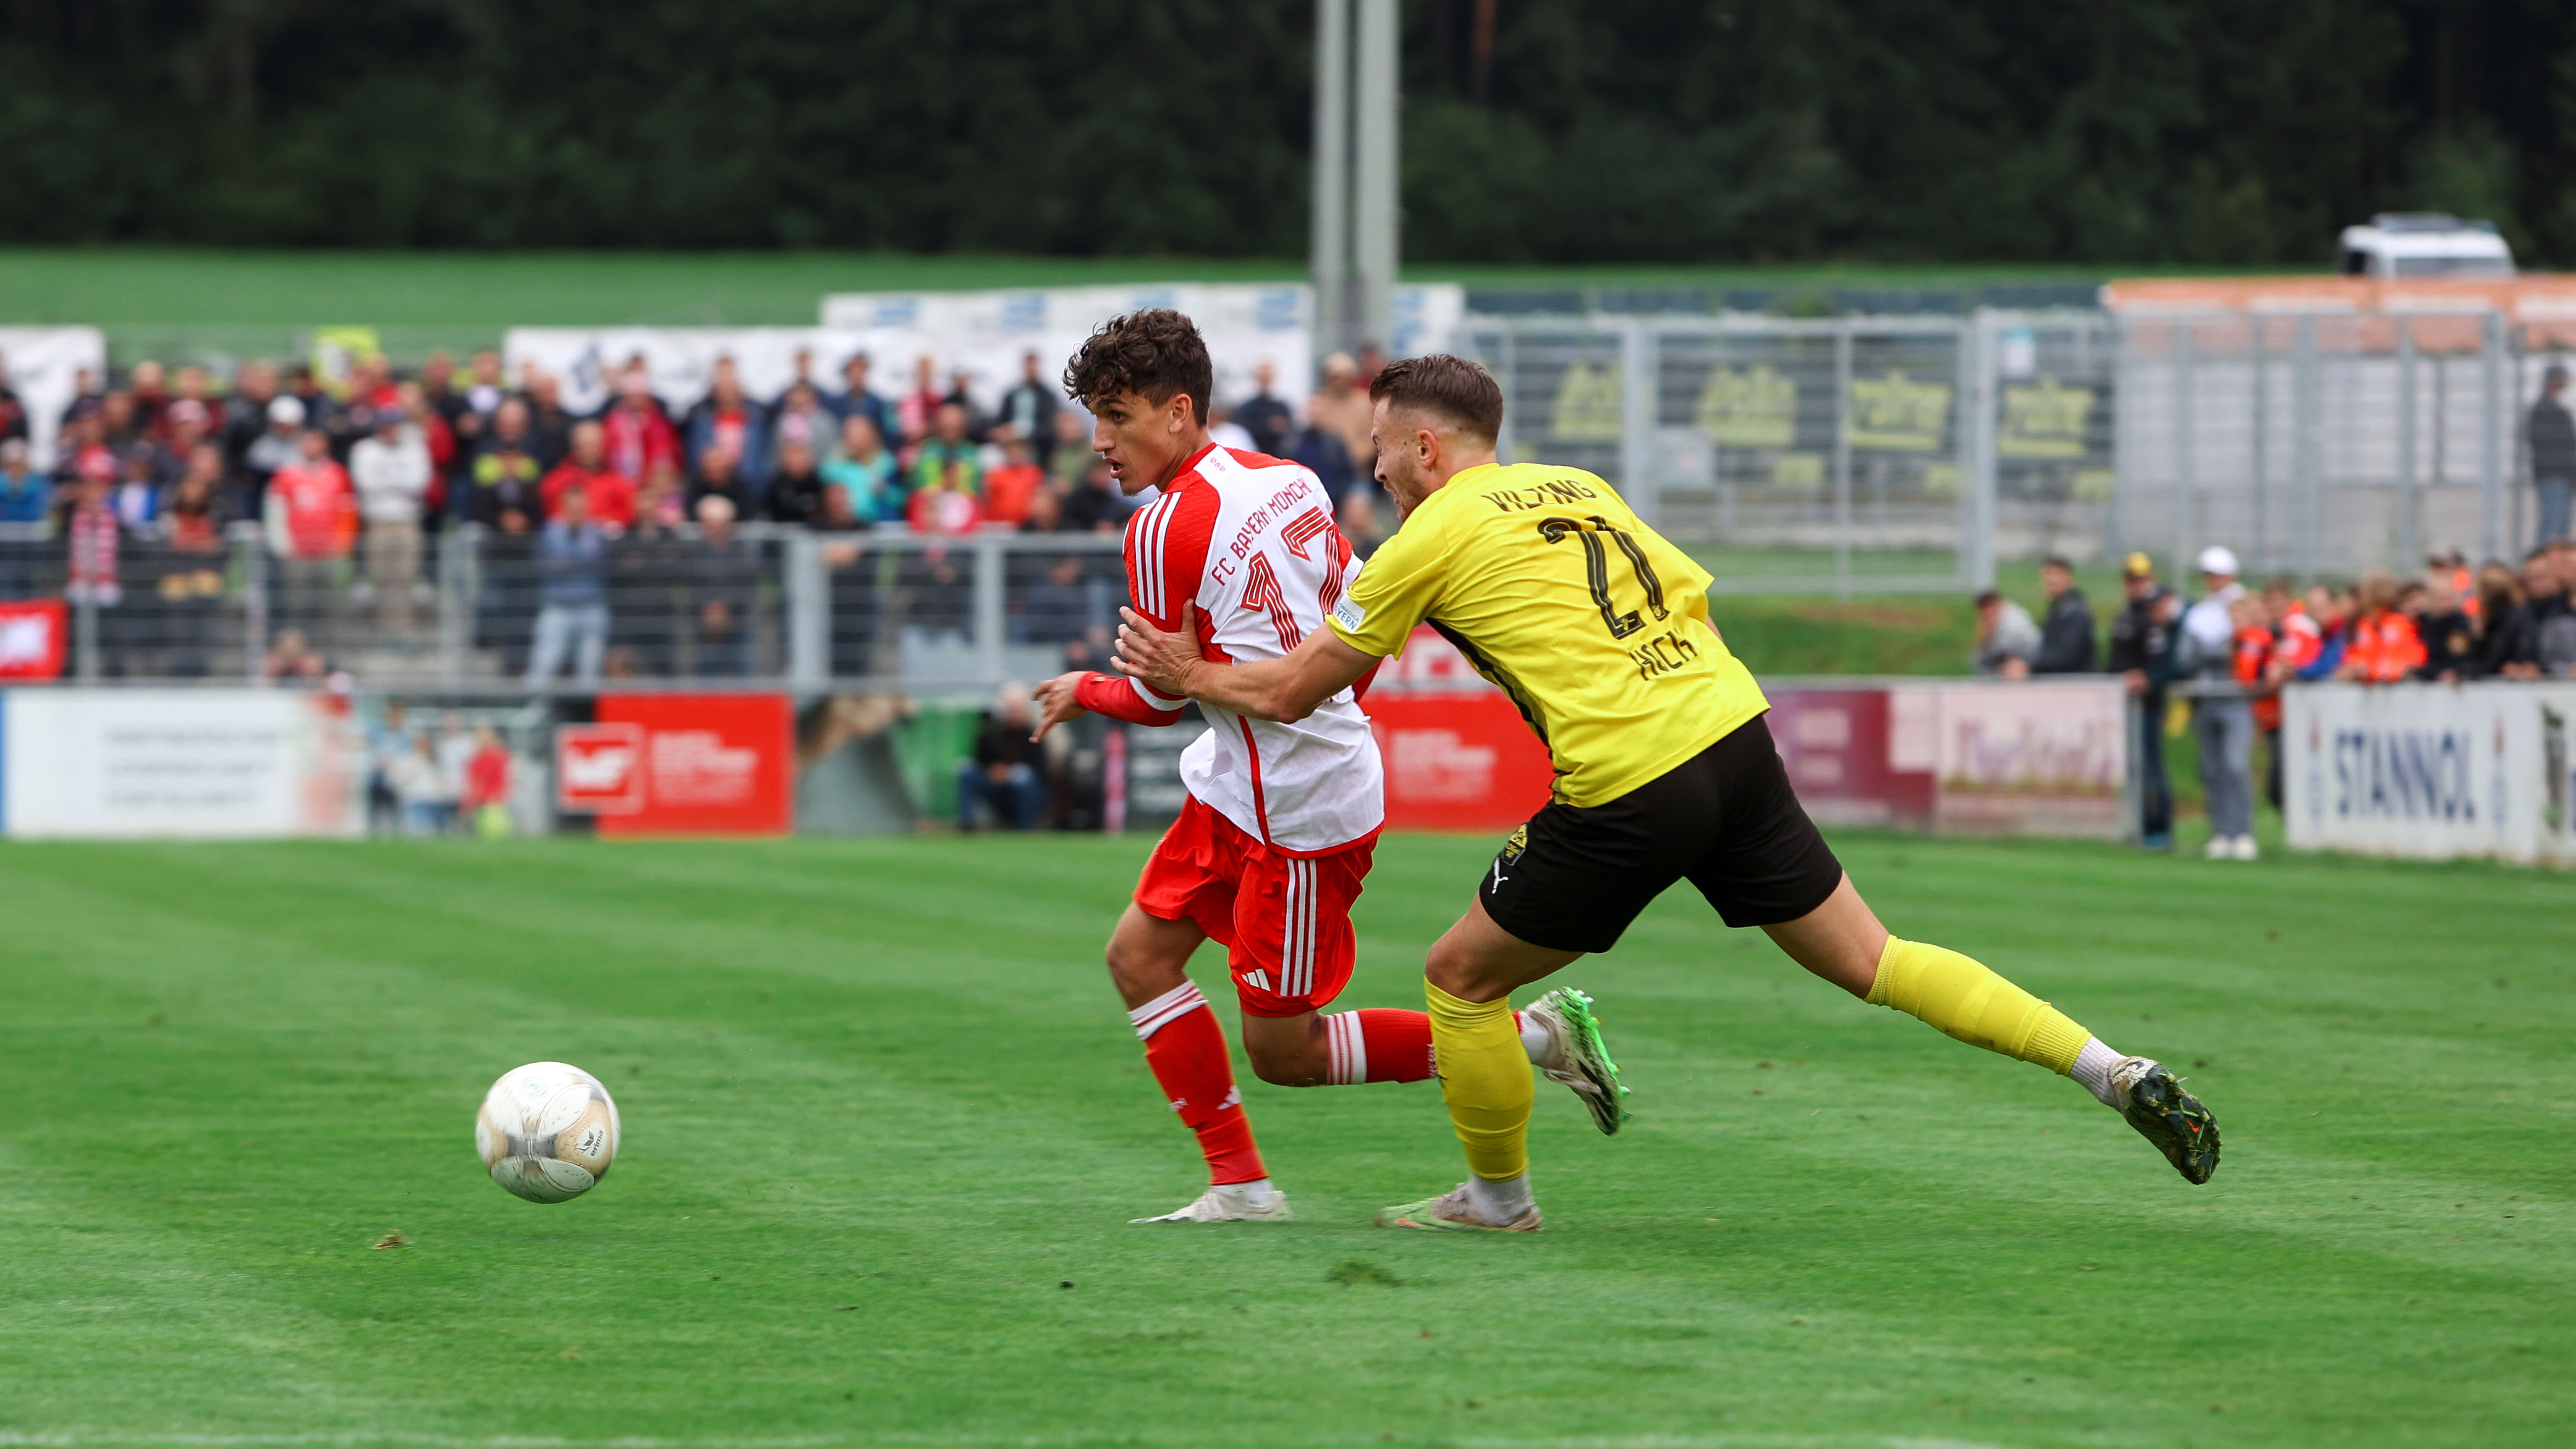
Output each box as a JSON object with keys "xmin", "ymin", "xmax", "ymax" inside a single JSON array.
[{"xmin": 1, "ymin": 832, "xmax": 2564, "ymax": 1447}]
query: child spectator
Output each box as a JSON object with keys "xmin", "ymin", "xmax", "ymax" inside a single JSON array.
[
  {"xmin": 2410, "ymin": 572, "xmax": 2476, "ymax": 682},
  {"xmin": 2337, "ymin": 569, "xmax": 2426, "ymax": 682},
  {"xmin": 910, "ymin": 400, "xmax": 983, "ymax": 505},
  {"xmin": 460, "ymin": 725, "xmax": 515, "ymax": 837}
]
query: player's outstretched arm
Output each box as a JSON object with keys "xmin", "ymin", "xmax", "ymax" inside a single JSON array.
[{"xmin": 1116, "ymin": 603, "xmax": 1375, "ymax": 723}]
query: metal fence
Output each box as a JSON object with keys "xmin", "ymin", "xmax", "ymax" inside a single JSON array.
[
  {"xmin": 1459, "ymin": 310, "xmax": 2117, "ymax": 593},
  {"xmin": 2111, "ymin": 308, "xmax": 2540, "ymax": 577},
  {"xmin": 6, "ymin": 521, "xmax": 1129, "ymax": 694},
  {"xmin": 1462, "ymin": 305, "xmax": 2564, "ymax": 589}
]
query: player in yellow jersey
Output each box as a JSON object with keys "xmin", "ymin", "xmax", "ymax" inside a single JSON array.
[{"xmin": 1112, "ymin": 353, "xmax": 2220, "ymax": 1231}]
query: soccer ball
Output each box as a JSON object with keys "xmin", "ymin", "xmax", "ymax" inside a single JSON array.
[{"xmin": 476, "ymin": 1061, "xmax": 620, "ymax": 1202}]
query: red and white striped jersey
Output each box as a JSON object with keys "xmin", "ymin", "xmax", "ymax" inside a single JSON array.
[{"xmin": 1122, "ymin": 444, "xmax": 1383, "ymax": 854}]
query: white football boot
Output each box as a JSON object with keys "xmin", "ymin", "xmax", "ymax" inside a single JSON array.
[
  {"xmin": 1130, "ymin": 1181, "xmax": 1294, "ymax": 1223},
  {"xmin": 1520, "ymin": 987, "xmax": 1630, "ymax": 1135}
]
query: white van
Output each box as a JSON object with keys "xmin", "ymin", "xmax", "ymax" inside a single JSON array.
[{"xmin": 2337, "ymin": 213, "xmax": 2515, "ymax": 278}]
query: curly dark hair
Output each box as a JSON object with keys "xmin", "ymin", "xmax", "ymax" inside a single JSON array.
[
  {"xmin": 1061, "ymin": 308, "xmax": 1213, "ymax": 424},
  {"xmin": 1368, "ymin": 353, "xmax": 1504, "ymax": 444}
]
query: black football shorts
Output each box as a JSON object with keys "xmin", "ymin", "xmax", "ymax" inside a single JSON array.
[{"xmin": 1478, "ymin": 715, "xmax": 1844, "ymax": 955}]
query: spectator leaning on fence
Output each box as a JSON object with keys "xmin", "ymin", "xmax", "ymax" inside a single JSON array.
[
  {"xmin": 266, "ymin": 429, "xmax": 355, "ymax": 639},
  {"xmin": 2410, "ymin": 570, "xmax": 2476, "ymax": 682},
  {"xmin": 2336, "ymin": 569, "xmax": 2426, "ymax": 683},
  {"xmin": 2530, "ymin": 364, "xmax": 2574, "ymax": 549},
  {"xmin": 350, "ymin": 405, "xmax": 432, "ymax": 638},
  {"xmin": 2031, "ymin": 556, "xmax": 2098, "ymax": 673},
  {"xmin": 2176, "ymin": 546, "xmax": 2259, "ymax": 860},
  {"xmin": 766, "ymin": 439, "xmax": 828, "ymax": 526},
  {"xmin": 2530, "ymin": 544, "xmax": 2576, "ymax": 676},
  {"xmin": 524, "ymin": 484, "xmax": 611, "ymax": 686},
  {"xmin": 689, "ymin": 494, "xmax": 757, "ymax": 678},
  {"xmin": 1972, "ymin": 588, "xmax": 2040, "ymax": 676},
  {"xmin": 2470, "ymin": 562, "xmax": 2541, "ymax": 678}
]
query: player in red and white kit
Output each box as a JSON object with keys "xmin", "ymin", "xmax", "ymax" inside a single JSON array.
[{"xmin": 1032, "ymin": 310, "xmax": 1626, "ymax": 1224}]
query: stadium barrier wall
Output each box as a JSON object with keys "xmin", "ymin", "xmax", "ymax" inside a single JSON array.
[{"xmin": 2282, "ymin": 681, "xmax": 2576, "ymax": 866}]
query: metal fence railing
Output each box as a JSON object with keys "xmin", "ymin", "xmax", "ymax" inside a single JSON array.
[
  {"xmin": 7, "ymin": 521, "xmax": 1129, "ymax": 694},
  {"xmin": 2111, "ymin": 309, "xmax": 2541, "ymax": 577},
  {"xmin": 1459, "ymin": 310, "xmax": 2117, "ymax": 594}
]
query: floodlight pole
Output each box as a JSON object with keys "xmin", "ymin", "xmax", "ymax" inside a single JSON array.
[
  {"xmin": 1353, "ymin": 0, "xmax": 1399, "ymax": 356},
  {"xmin": 1313, "ymin": 0, "xmax": 1397, "ymax": 359},
  {"xmin": 1311, "ymin": 0, "xmax": 1351, "ymax": 356}
]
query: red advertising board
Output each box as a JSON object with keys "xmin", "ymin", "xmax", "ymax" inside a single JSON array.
[
  {"xmin": 1365, "ymin": 627, "xmax": 1555, "ymax": 832},
  {"xmin": 559, "ymin": 694, "xmax": 794, "ymax": 837},
  {"xmin": 0, "ymin": 599, "xmax": 67, "ymax": 680}
]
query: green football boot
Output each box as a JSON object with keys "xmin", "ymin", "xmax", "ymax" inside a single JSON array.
[{"xmin": 1522, "ymin": 986, "xmax": 1630, "ymax": 1136}]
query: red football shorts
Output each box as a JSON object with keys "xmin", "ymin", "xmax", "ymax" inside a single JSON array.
[{"xmin": 1132, "ymin": 795, "xmax": 1375, "ymax": 1018}]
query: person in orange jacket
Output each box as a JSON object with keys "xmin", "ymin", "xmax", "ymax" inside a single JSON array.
[{"xmin": 2337, "ymin": 569, "xmax": 2427, "ymax": 682}]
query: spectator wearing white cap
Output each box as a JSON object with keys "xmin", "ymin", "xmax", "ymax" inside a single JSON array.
[{"xmin": 2174, "ymin": 544, "xmax": 2257, "ymax": 860}]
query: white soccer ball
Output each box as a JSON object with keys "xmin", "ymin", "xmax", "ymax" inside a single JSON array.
[{"xmin": 475, "ymin": 1061, "xmax": 620, "ymax": 1203}]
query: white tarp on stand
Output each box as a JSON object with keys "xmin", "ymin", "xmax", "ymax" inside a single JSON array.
[
  {"xmin": 0, "ymin": 327, "xmax": 108, "ymax": 468},
  {"xmin": 2282, "ymin": 682, "xmax": 2576, "ymax": 866},
  {"xmin": 0, "ymin": 689, "xmax": 363, "ymax": 839},
  {"xmin": 509, "ymin": 282, "xmax": 1464, "ymax": 422}
]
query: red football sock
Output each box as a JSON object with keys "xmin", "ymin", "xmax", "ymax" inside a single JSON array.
[
  {"xmin": 1322, "ymin": 1008, "xmax": 1438, "ymax": 1084},
  {"xmin": 1129, "ymin": 982, "xmax": 1266, "ymax": 1185},
  {"xmin": 1323, "ymin": 1008, "xmax": 1539, "ymax": 1083}
]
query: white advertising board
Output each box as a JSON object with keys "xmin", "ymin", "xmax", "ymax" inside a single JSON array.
[
  {"xmin": 0, "ymin": 690, "xmax": 363, "ymax": 839},
  {"xmin": 2282, "ymin": 682, "xmax": 2576, "ymax": 866},
  {"xmin": 506, "ymin": 283, "xmax": 1462, "ymax": 423}
]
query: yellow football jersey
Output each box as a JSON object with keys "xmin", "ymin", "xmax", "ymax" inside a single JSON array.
[{"xmin": 1329, "ymin": 461, "xmax": 1768, "ymax": 806}]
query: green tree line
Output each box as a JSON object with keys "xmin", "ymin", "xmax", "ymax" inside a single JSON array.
[{"xmin": 0, "ymin": 0, "xmax": 2568, "ymax": 265}]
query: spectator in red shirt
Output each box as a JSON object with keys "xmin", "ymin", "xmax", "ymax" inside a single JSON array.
[
  {"xmin": 460, "ymin": 724, "xmax": 514, "ymax": 837},
  {"xmin": 981, "ymin": 426, "xmax": 1045, "ymax": 528},
  {"xmin": 601, "ymin": 365, "xmax": 679, "ymax": 486},
  {"xmin": 2337, "ymin": 569, "xmax": 2427, "ymax": 683},
  {"xmin": 542, "ymin": 421, "xmax": 635, "ymax": 530},
  {"xmin": 265, "ymin": 428, "xmax": 355, "ymax": 639}
]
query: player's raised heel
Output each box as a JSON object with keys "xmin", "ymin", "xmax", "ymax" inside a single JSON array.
[
  {"xmin": 2113, "ymin": 1059, "xmax": 2221, "ymax": 1185},
  {"xmin": 1132, "ymin": 1184, "xmax": 1295, "ymax": 1223},
  {"xmin": 1375, "ymin": 1182, "xmax": 1543, "ymax": 1233},
  {"xmin": 1523, "ymin": 987, "xmax": 1630, "ymax": 1136}
]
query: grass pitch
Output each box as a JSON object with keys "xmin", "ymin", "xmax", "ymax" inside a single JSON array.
[{"xmin": 0, "ymin": 831, "xmax": 2565, "ymax": 1447}]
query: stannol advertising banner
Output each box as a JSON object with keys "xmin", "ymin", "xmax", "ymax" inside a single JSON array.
[
  {"xmin": 2282, "ymin": 682, "xmax": 2576, "ymax": 866},
  {"xmin": 0, "ymin": 689, "xmax": 362, "ymax": 839}
]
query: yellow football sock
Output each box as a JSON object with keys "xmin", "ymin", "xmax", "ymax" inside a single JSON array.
[
  {"xmin": 1866, "ymin": 937, "xmax": 2090, "ymax": 1075},
  {"xmin": 1426, "ymin": 981, "xmax": 1533, "ymax": 1181}
]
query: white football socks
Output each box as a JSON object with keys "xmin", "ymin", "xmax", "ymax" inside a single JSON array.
[
  {"xmin": 2069, "ymin": 1037, "xmax": 2131, "ymax": 1109},
  {"xmin": 1218, "ymin": 1178, "xmax": 1278, "ymax": 1207},
  {"xmin": 1518, "ymin": 1012, "xmax": 1551, "ymax": 1064},
  {"xmin": 1465, "ymin": 1172, "xmax": 1533, "ymax": 1223}
]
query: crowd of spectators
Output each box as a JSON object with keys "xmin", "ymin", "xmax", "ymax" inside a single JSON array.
[
  {"xmin": 2, "ymin": 342, "xmax": 1399, "ymax": 683},
  {"xmin": 1976, "ymin": 534, "xmax": 2576, "ymax": 858}
]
